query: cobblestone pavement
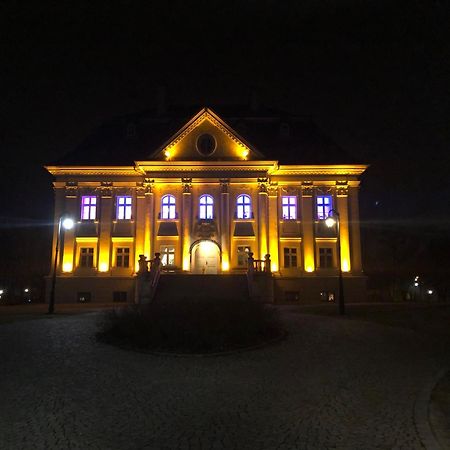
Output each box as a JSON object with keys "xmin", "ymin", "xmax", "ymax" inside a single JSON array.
[{"xmin": 1, "ymin": 309, "xmax": 448, "ymax": 450}]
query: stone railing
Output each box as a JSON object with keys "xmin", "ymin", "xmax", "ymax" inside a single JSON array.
[
  {"xmin": 135, "ymin": 253, "xmax": 162, "ymax": 304},
  {"xmin": 247, "ymin": 252, "xmax": 271, "ymax": 274},
  {"xmin": 246, "ymin": 252, "xmax": 274, "ymax": 302}
]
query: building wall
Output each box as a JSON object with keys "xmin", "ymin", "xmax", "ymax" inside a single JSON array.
[{"xmin": 46, "ymin": 173, "xmax": 366, "ymax": 304}]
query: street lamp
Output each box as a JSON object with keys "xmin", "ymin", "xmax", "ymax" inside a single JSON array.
[
  {"xmin": 325, "ymin": 209, "xmax": 345, "ymax": 315},
  {"xmin": 48, "ymin": 216, "xmax": 74, "ymax": 314}
]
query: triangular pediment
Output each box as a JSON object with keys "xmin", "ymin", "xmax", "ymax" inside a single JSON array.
[{"xmin": 150, "ymin": 108, "xmax": 264, "ymax": 161}]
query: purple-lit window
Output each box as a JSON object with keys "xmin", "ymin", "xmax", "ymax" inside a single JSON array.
[
  {"xmin": 116, "ymin": 196, "xmax": 132, "ymax": 220},
  {"xmin": 81, "ymin": 196, "xmax": 97, "ymax": 220},
  {"xmin": 199, "ymin": 195, "xmax": 214, "ymax": 219},
  {"xmin": 282, "ymin": 196, "xmax": 297, "ymax": 220},
  {"xmin": 236, "ymin": 194, "xmax": 252, "ymax": 219},
  {"xmin": 317, "ymin": 195, "xmax": 332, "ymax": 220},
  {"xmin": 161, "ymin": 195, "xmax": 176, "ymax": 219}
]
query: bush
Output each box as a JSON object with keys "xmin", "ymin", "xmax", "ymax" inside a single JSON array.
[{"xmin": 97, "ymin": 297, "xmax": 282, "ymax": 354}]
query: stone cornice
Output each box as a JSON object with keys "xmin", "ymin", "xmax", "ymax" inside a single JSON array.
[
  {"xmin": 135, "ymin": 160, "xmax": 278, "ymax": 173},
  {"xmin": 274, "ymin": 165, "xmax": 368, "ymax": 176},
  {"xmin": 45, "ymin": 166, "xmax": 139, "ymax": 177}
]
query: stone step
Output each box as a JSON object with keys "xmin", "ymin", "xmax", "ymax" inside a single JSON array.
[{"xmin": 155, "ymin": 273, "xmax": 249, "ymax": 302}]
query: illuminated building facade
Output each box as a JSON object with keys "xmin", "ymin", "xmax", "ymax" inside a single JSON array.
[{"xmin": 46, "ymin": 107, "xmax": 367, "ymax": 303}]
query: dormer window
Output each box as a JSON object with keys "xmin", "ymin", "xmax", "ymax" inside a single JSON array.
[{"xmin": 196, "ymin": 134, "xmax": 217, "ymax": 156}]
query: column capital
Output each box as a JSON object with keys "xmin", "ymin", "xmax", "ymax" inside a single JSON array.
[
  {"xmin": 182, "ymin": 177, "xmax": 192, "ymax": 194},
  {"xmin": 97, "ymin": 181, "xmax": 113, "ymax": 198},
  {"xmin": 336, "ymin": 181, "xmax": 349, "ymax": 197},
  {"xmin": 64, "ymin": 181, "xmax": 78, "ymax": 198},
  {"xmin": 301, "ymin": 181, "xmax": 313, "ymax": 197},
  {"xmin": 219, "ymin": 178, "xmax": 230, "ymax": 194},
  {"xmin": 143, "ymin": 178, "xmax": 154, "ymax": 195}
]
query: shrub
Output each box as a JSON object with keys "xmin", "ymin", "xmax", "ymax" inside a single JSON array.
[{"xmin": 97, "ymin": 297, "xmax": 282, "ymax": 354}]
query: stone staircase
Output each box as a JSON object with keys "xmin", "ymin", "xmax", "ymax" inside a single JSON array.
[{"xmin": 154, "ymin": 273, "xmax": 250, "ymax": 302}]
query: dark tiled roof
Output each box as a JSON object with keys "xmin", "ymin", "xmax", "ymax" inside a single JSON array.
[{"xmin": 55, "ymin": 104, "xmax": 362, "ymax": 165}]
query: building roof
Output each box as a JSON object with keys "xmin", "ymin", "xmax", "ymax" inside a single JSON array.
[{"xmin": 54, "ymin": 104, "xmax": 362, "ymax": 166}]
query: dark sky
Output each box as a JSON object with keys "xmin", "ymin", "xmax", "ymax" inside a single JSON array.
[{"xmin": 1, "ymin": 0, "xmax": 449, "ymax": 224}]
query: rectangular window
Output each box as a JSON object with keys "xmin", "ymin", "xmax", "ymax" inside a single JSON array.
[
  {"xmin": 116, "ymin": 196, "xmax": 132, "ymax": 220},
  {"xmin": 77, "ymin": 292, "xmax": 91, "ymax": 303},
  {"xmin": 283, "ymin": 247, "xmax": 297, "ymax": 268},
  {"xmin": 160, "ymin": 246, "xmax": 175, "ymax": 266},
  {"xmin": 316, "ymin": 195, "xmax": 332, "ymax": 220},
  {"xmin": 116, "ymin": 247, "xmax": 130, "ymax": 268},
  {"xmin": 80, "ymin": 247, "xmax": 94, "ymax": 268},
  {"xmin": 319, "ymin": 248, "xmax": 333, "ymax": 268},
  {"xmin": 113, "ymin": 291, "xmax": 127, "ymax": 302},
  {"xmin": 81, "ymin": 196, "xmax": 97, "ymax": 220},
  {"xmin": 237, "ymin": 246, "xmax": 251, "ymax": 267},
  {"xmin": 282, "ymin": 196, "xmax": 297, "ymax": 220}
]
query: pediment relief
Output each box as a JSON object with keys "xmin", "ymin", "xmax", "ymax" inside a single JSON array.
[{"xmin": 151, "ymin": 108, "xmax": 263, "ymax": 162}]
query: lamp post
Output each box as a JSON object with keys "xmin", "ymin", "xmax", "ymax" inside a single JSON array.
[
  {"xmin": 48, "ymin": 216, "xmax": 74, "ymax": 314},
  {"xmin": 325, "ymin": 209, "xmax": 345, "ymax": 315}
]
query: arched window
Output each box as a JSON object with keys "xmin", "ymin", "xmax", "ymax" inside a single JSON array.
[
  {"xmin": 161, "ymin": 195, "xmax": 176, "ymax": 219},
  {"xmin": 236, "ymin": 194, "xmax": 252, "ymax": 219},
  {"xmin": 199, "ymin": 194, "xmax": 214, "ymax": 219}
]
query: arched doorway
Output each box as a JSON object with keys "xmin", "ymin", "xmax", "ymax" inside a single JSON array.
[{"xmin": 191, "ymin": 240, "xmax": 221, "ymax": 274}]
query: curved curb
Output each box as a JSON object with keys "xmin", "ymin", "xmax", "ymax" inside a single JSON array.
[
  {"xmin": 97, "ymin": 330, "xmax": 288, "ymax": 358},
  {"xmin": 414, "ymin": 367, "xmax": 449, "ymax": 450}
]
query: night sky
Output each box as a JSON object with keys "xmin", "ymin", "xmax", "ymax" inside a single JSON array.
[{"xmin": 1, "ymin": 0, "xmax": 449, "ymax": 286}]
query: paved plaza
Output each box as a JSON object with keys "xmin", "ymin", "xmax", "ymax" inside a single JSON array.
[{"xmin": 0, "ymin": 307, "xmax": 448, "ymax": 449}]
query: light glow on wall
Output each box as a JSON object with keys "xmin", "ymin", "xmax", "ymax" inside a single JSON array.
[
  {"xmin": 183, "ymin": 256, "xmax": 190, "ymax": 271},
  {"xmin": 242, "ymin": 149, "xmax": 249, "ymax": 159},
  {"xmin": 271, "ymin": 262, "xmax": 278, "ymax": 272},
  {"xmin": 164, "ymin": 150, "xmax": 171, "ymax": 159},
  {"xmin": 342, "ymin": 259, "xmax": 350, "ymax": 272},
  {"xmin": 62, "ymin": 262, "xmax": 73, "ymax": 272},
  {"xmin": 305, "ymin": 265, "xmax": 314, "ymax": 273},
  {"xmin": 99, "ymin": 262, "xmax": 109, "ymax": 272},
  {"xmin": 222, "ymin": 259, "xmax": 230, "ymax": 271}
]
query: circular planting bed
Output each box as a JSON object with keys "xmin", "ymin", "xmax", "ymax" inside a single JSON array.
[{"xmin": 96, "ymin": 298, "xmax": 284, "ymax": 355}]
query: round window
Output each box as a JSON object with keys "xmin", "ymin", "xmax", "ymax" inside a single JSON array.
[{"xmin": 196, "ymin": 133, "xmax": 217, "ymax": 156}]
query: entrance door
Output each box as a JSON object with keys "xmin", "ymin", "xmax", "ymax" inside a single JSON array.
[{"xmin": 193, "ymin": 241, "xmax": 220, "ymax": 274}]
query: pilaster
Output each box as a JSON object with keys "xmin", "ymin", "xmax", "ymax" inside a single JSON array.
[
  {"xmin": 349, "ymin": 185, "xmax": 362, "ymax": 272},
  {"xmin": 61, "ymin": 184, "xmax": 78, "ymax": 273},
  {"xmin": 98, "ymin": 183, "xmax": 113, "ymax": 273},
  {"xmin": 182, "ymin": 178, "xmax": 192, "ymax": 271},
  {"xmin": 220, "ymin": 179, "xmax": 230, "ymax": 271},
  {"xmin": 135, "ymin": 183, "xmax": 147, "ymax": 272},
  {"xmin": 336, "ymin": 182, "xmax": 351, "ymax": 272},
  {"xmin": 257, "ymin": 178, "xmax": 269, "ymax": 258},
  {"xmin": 267, "ymin": 183, "xmax": 279, "ymax": 271},
  {"xmin": 301, "ymin": 182, "xmax": 315, "ymax": 272}
]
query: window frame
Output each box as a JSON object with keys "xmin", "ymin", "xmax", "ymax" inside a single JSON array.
[
  {"xmin": 316, "ymin": 195, "xmax": 333, "ymax": 220},
  {"xmin": 160, "ymin": 245, "xmax": 175, "ymax": 267},
  {"xmin": 199, "ymin": 194, "xmax": 214, "ymax": 220},
  {"xmin": 283, "ymin": 247, "xmax": 298, "ymax": 268},
  {"xmin": 237, "ymin": 245, "xmax": 251, "ymax": 267},
  {"xmin": 80, "ymin": 196, "xmax": 97, "ymax": 221},
  {"xmin": 281, "ymin": 195, "xmax": 297, "ymax": 220},
  {"xmin": 79, "ymin": 247, "xmax": 94, "ymax": 268},
  {"xmin": 161, "ymin": 194, "xmax": 176, "ymax": 220},
  {"xmin": 236, "ymin": 194, "xmax": 252, "ymax": 219},
  {"xmin": 319, "ymin": 247, "xmax": 334, "ymax": 269},
  {"xmin": 116, "ymin": 247, "xmax": 130, "ymax": 268},
  {"xmin": 116, "ymin": 195, "xmax": 133, "ymax": 220}
]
